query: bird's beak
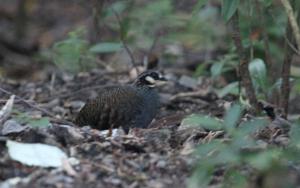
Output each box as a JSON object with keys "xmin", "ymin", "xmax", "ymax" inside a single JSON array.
[
  {"xmin": 158, "ymin": 77, "xmax": 167, "ymax": 81},
  {"xmin": 155, "ymin": 76, "xmax": 167, "ymax": 86}
]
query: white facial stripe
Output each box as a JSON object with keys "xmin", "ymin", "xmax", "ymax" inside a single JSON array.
[{"xmin": 145, "ymin": 76, "xmax": 155, "ymax": 84}]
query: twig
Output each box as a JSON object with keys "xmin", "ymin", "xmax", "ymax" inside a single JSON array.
[
  {"xmin": 170, "ymin": 90, "xmax": 210, "ymax": 101},
  {"xmin": 45, "ymin": 85, "xmax": 107, "ymax": 101},
  {"xmin": 0, "ymin": 95, "xmax": 14, "ymax": 125},
  {"xmin": 111, "ymin": 8, "xmax": 137, "ymax": 71},
  {"xmin": 280, "ymin": 0, "xmax": 300, "ymax": 50},
  {"xmin": 143, "ymin": 35, "xmax": 160, "ymax": 69},
  {"xmin": 0, "ymin": 87, "xmax": 75, "ymax": 126},
  {"xmin": 268, "ymin": 8, "xmax": 300, "ymax": 55},
  {"xmin": 230, "ymin": 11, "xmax": 259, "ymax": 112},
  {"xmin": 148, "ymin": 34, "xmax": 160, "ymax": 57},
  {"xmin": 49, "ymin": 72, "xmax": 56, "ymax": 95}
]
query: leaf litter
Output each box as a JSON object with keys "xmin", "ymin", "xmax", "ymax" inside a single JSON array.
[{"xmin": 0, "ymin": 67, "xmax": 294, "ymax": 188}]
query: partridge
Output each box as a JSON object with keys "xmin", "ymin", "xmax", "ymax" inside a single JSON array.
[{"xmin": 75, "ymin": 71, "xmax": 166, "ymax": 133}]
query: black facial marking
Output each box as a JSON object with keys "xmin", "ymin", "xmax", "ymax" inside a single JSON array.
[{"xmin": 134, "ymin": 71, "xmax": 163, "ymax": 87}]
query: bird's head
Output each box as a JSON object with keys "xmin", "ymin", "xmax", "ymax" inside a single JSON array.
[{"xmin": 134, "ymin": 71, "xmax": 167, "ymax": 88}]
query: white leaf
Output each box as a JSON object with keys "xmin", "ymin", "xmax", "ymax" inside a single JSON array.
[{"xmin": 6, "ymin": 140, "xmax": 67, "ymax": 168}]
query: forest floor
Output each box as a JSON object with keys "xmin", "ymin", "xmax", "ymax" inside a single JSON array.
[
  {"xmin": 0, "ymin": 2, "xmax": 229, "ymax": 187},
  {"xmin": 1, "ymin": 1, "xmax": 300, "ymax": 188},
  {"xmin": 0, "ymin": 66, "xmax": 227, "ymax": 188}
]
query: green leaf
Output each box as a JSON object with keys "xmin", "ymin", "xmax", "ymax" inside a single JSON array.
[
  {"xmin": 222, "ymin": 0, "xmax": 240, "ymax": 22},
  {"xmin": 224, "ymin": 104, "xmax": 242, "ymax": 132},
  {"xmin": 196, "ymin": 0, "xmax": 209, "ymax": 9},
  {"xmin": 188, "ymin": 165, "xmax": 212, "ymax": 188},
  {"xmin": 262, "ymin": 0, "xmax": 273, "ymax": 7},
  {"xmin": 211, "ymin": 62, "xmax": 225, "ymax": 78},
  {"xmin": 246, "ymin": 149, "xmax": 281, "ymax": 170},
  {"xmin": 231, "ymin": 119, "xmax": 266, "ymax": 149},
  {"xmin": 238, "ymin": 118, "xmax": 269, "ymax": 135},
  {"xmin": 181, "ymin": 114, "xmax": 223, "ymax": 130},
  {"xmin": 120, "ymin": 17, "xmax": 130, "ymax": 39},
  {"xmin": 52, "ymin": 27, "xmax": 96, "ymax": 73},
  {"xmin": 28, "ymin": 117, "xmax": 50, "ymax": 128},
  {"xmin": 290, "ymin": 121, "xmax": 300, "ymax": 147},
  {"xmin": 192, "ymin": 0, "xmax": 209, "ymax": 15},
  {"xmin": 213, "ymin": 147, "xmax": 240, "ymax": 164},
  {"xmin": 248, "ymin": 58, "xmax": 268, "ymax": 93},
  {"xmin": 216, "ymin": 81, "xmax": 239, "ymax": 98},
  {"xmin": 194, "ymin": 63, "xmax": 206, "ymax": 77},
  {"xmin": 224, "ymin": 170, "xmax": 248, "ymax": 188},
  {"xmin": 104, "ymin": 1, "xmax": 128, "ymax": 17},
  {"xmin": 239, "ymin": 95, "xmax": 251, "ymax": 109},
  {"xmin": 89, "ymin": 42, "xmax": 123, "ymax": 53},
  {"xmin": 195, "ymin": 140, "xmax": 223, "ymax": 157},
  {"xmin": 13, "ymin": 111, "xmax": 50, "ymax": 129}
]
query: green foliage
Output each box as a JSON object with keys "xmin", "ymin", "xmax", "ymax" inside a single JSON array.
[
  {"xmin": 248, "ymin": 58, "xmax": 268, "ymax": 96},
  {"xmin": 192, "ymin": 0, "xmax": 210, "ymax": 15},
  {"xmin": 208, "ymin": 55, "xmax": 280, "ymax": 100},
  {"xmin": 52, "ymin": 28, "xmax": 96, "ymax": 73},
  {"xmin": 223, "ymin": 104, "xmax": 242, "ymax": 133},
  {"xmin": 103, "ymin": 1, "xmax": 128, "ymax": 17},
  {"xmin": 201, "ymin": 53, "xmax": 240, "ymax": 98},
  {"xmin": 100, "ymin": 0, "xmax": 226, "ymax": 54},
  {"xmin": 181, "ymin": 114, "xmax": 223, "ymax": 131},
  {"xmin": 89, "ymin": 42, "xmax": 123, "ymax": 53},
  {"xmin": 210, "ymin": 53, "xmax": 238, "ymax": 79},
  {"xmin": 216, "ymin": 81, "xmax": 239, "ymax": 98},
  {"xmin": 189, "ymin": 104, "xmax": 300, "ymax": 188},
  {"xmin": 249, "ymin": 58, "xmax": 267, "ymax": 88},
  {"xmin": 197, "ymin": 0, "xmax": 291, "ymax": 101},
  {"xmin": 51, "ymin": 27, "xmax": 126, "ymax": 73},
  {"xmin": 248, "ymin": 58, "xmax": 287, "ymax": 100},
  {"xmin": 13, "ymin": 110, "xmax": 50, "ymax": 129},
  {"xmin": 222, "ymin": 0, "xmax": 240, "ymax": 22}
]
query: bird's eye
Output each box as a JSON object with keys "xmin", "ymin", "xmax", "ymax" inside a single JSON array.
[{"xmin": 150, "ymin": 72, "xmax": 158, "ymax": 79}]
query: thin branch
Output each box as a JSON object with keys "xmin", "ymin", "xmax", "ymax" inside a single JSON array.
[
  {"xmin": 268, "ymin": 8, "xmax": 300, "ymax": 55},
  {"xmin": 111, "ymin": 8, "xmax": 137, "ymax": 70},
  {"xmin": 143, "ymin": 34, "xmax": 160, "ymax": 69},
  {"xmin": 230, "ymin": 11, "xmax": 259, "ymax": 112},
  {"xmin": 170, "ymin": 90, "xmax": 210, "ymax": 101},
  {"xmin": 285, "ymin": 35, "xmax": 300, "ymax": 55},
  {"xmin": 148, "ymin": 34, "xmax": 160, "ymax": 57},
  {"xmin": 280, "ymin": 0, "xmax": 300, "ymax": 50},
  {"xmin": 0, "ymin": 87, "xmax": 75, "ymax": 126},
  {"xmin": 44, "ymin": 85, "xmax": 107, "ymax": 101}
]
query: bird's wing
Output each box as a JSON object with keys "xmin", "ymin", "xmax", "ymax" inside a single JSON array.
[{"xmin": 75, "ymin": 86, "xmax": 144, "ymax": 130}]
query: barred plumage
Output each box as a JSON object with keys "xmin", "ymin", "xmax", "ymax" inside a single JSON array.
[{"xmin": 75, "ymin": 71, "xmax": 166, "ymax": 133}]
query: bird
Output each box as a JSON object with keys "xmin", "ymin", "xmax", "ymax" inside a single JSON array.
[
  {"xmin": 75, "ymin": 71, "xmax": 167, "ymax": 133},
  {"xmin": 256, "ymin": 101, "xmax": 291, "ymax": 142}
]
